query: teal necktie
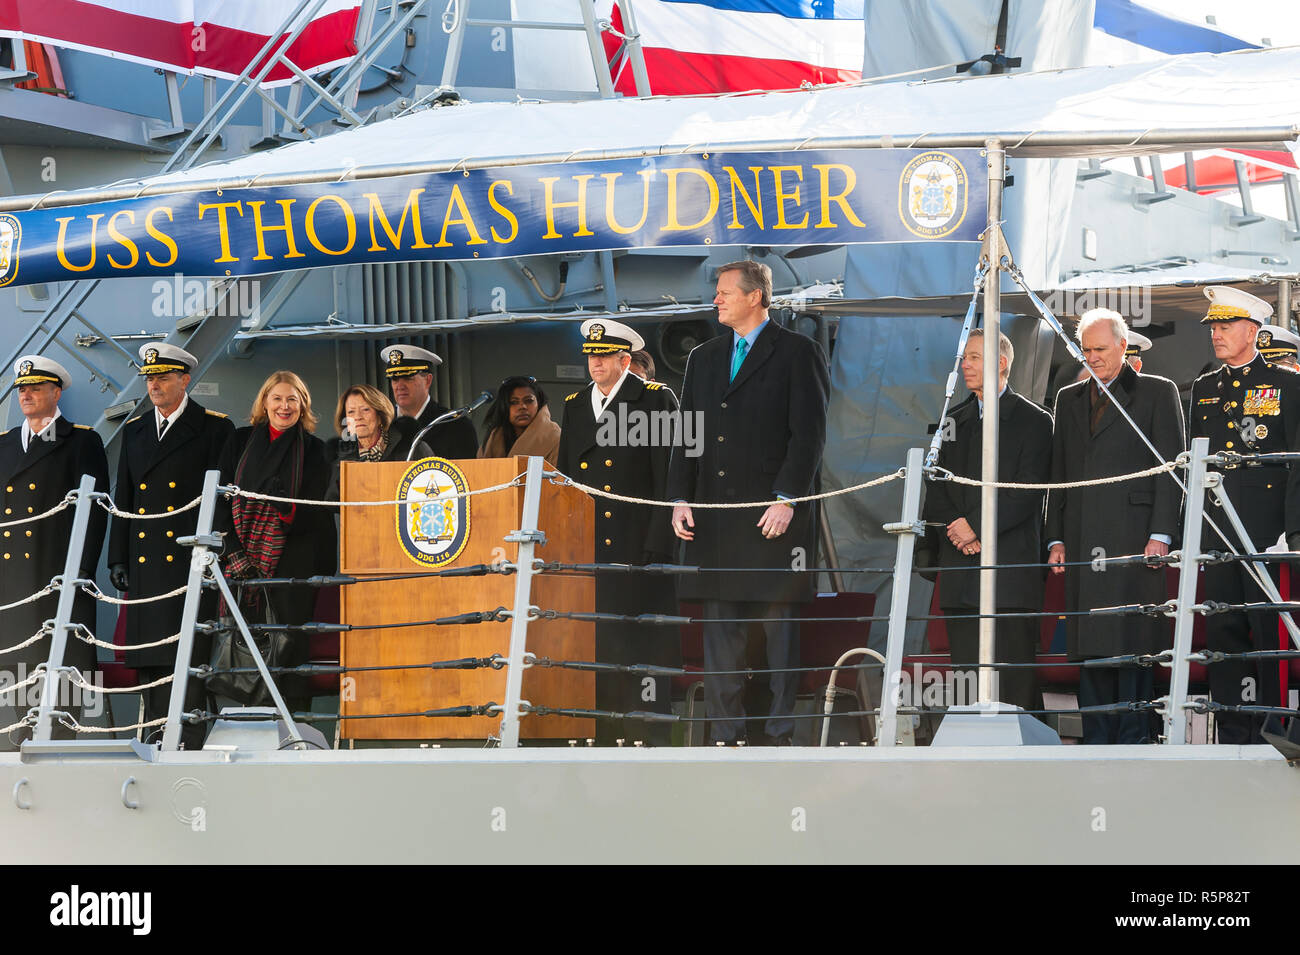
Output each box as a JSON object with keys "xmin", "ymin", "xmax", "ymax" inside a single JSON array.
[{"xmin": 730, "ymin": 338, "xmax": 749, "ymax": 383}]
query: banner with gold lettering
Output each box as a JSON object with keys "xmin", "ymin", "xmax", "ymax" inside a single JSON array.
[{"xmin": 0, "ymin": 148, "xmax": 984, "ymax": 288}]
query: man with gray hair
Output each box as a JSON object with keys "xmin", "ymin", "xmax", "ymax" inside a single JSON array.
[
  {"xmin": 1047, "ymin": 308, "xmax": 1185, "ymax": 744},
  {"xmin": 924, "ymin": 327, "xmax": 1051, "ymax": 716}
]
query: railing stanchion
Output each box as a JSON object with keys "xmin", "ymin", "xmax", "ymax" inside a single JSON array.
[
  {"xmin": 498, "ymin": 455, "xmax": 546, "ymax": 748},
  {"xmin": 163, "ymin": 470, "xmax": 222, "ymax": 751},
  {"xmin": 30, "ymin": 474, "xmax": 95, "ymax": 742},
  {"xmin": 1166, "ymin": 439, "xmax": 1210, "ymax": 745},
  {"xmin": 878, "ymin": 448, "xmax": 924, "ymax": 747}
]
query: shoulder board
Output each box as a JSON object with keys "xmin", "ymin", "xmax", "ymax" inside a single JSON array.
[
  {"xmin": 74, "ymin": 424, "xmax": 92, "ymax": 431},
  {"xmin": 205, "ymin": 409, "xmax": 229, "ymax": 418},
  {"xmin": 644, "ymin": 381, "xmax": 663, "ymax": 390},
  {"xmin": 565, "ymin": 391, "xmax": 580, "ymax": 401},
  {"xmin": 126, "ymin": 414, "xmax": 144, "ymax": 424}
]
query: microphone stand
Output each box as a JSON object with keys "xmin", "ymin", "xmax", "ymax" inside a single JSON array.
[{"xmin": 407, "ymin": 390, "xmax": 493, "ymax": 460}]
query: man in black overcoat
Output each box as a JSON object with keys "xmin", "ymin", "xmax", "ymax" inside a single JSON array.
[
  {"xmin": 0, "ymin": 355, "xmax": 108, "ymax": 749},
  {"xmin": 381, "ymin": 343, "xmax": 478, "ymax": 459},
  {"xmin": 925, "ymin": 329, "xmax": 1051, "ymax": 717},
  {"xmin": 1189, "ymin": 286, "xmax": 1300, "ymax": 744},
  {"xmin": 1046, "ymin": 310, "xmax": 1185, "ymax": 743},
  {"xmin": 558, "ymin": 319, "xmax": 681, "ymax": 744},
  {"xmin": 668, "ymin": 260, "xmax": 829, "ymax": 745},
  {"xmin": 108, "ymin": 343, "xmax": 234, "ymax": 748}
]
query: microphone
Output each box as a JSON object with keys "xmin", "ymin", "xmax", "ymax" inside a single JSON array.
[{"xmin": 407, "ymin": 390, "xmax": 494, "ymax": 461}]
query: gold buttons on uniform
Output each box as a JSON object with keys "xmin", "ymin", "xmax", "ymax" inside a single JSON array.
[
  {"xmin": 139, "ymin": 483, "xmax": 147, "ymax": 490},
  {"xmin": 604, "ymin": 511, "xmax": 612, "ymax": 518},
  {"xmin": 1227, "ymin": 422, "xmax": 1234, "ymax": 429},
  {"xmin": 138, "ymin": 508, "xmax": 146, "ymax": 514},
  {"xmin": 3, "ymin": 554, "xmax": 9, "ymax": 560},
  {"xmin": 138, "ymin": 531, "xmax": 146, "ymax": 539},
  {"xmin": 603, "ymin": 485, "xmax": 611, "ymax": 492},
  {"xmin": 28, "ymin": 483, "xmax": 34, "ymax": 490},
  {"xmin": 26, "ymin": 507, "xmax": 32, "ymax": 514},
  {"xmin": 718, "ymin": 436, "xmax": 725, "ymax": 442},
  {"xmin": 166, "ymin": 530, "xmax": 174, "ymax": 538},
  {"xmin": 604, "ymin": 459, "xmax": 612, "ymax": 467},
  {"xmin": 138, "ymin": 556, "xmax": 146, "ymax": 563},
  {"xmin": 24, "ymin": 530, "xmax": 30, "ymax": 538},
  {"xmin": 169, "ymin": 482, "xmax": 176, "ymax": 489},
  {"xmin": 166, "ymin": 555, "xmax": 174, "ymax": 562},
  {"xmin": 3, "ymin": 509, "xmax": 9, "ymax": 515},
  {"xmin": 1226, "ymin": 441, "xmax": 1234, "ymax": 449},
  {"xmin": 166, "ymin": 506, "xmax": 174, "ymax": 512},
  {"xmin": 580, "ymin": 462, "xmax": 588, "ymax": 470},
  {"xmin": 4, "ymin": 486, "xmax": 10, "ymax": 493},
  {"xmin": 604, "ymin": 539, "xmax": 612, "ymax": 546},
  {"xmin": 2, "ymin": 531, "xmax": 8, "ymax": 538},
  {"xmin": 1233, "ymin": 381, "xmax": 1240, "ymax": 388}
]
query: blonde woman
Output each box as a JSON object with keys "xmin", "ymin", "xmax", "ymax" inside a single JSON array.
[
  {"xmin": 326, "ymin": 383, "xmax": 433, "ymax": 499},
  {"xmin": 214, "ymin": 371, "xmax": 336, "ymax": 710}
]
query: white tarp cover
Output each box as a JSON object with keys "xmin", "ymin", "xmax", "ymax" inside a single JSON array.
[{"xmin": 60, "ymin": 44, "xmax": 1300, "ymax": 200}]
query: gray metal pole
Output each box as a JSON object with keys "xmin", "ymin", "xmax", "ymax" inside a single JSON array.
[
  {"xmin": 978, "ymin": 138, "xmax": 1005, "ymax": 705},
  {"xmin": 440, "ymin": 0, "xmax": 473, "ymax": 89},
  {"xmin": 168, "ymin": 0, "xmax": 330, "ymax": 173},
  {"xmin": 498, "ymin": 455, "xmax": 547, "ymax": 747},
  {"xmin": 1165, "ymin": 438, "xmax": 1210, "ymax": 745},
  {"xmin": 12, "ymin": 126, "xmax": 1299, "ymax": 212},
  {"xmin": 615, "ymin": 0, "xmax": 653, "ymax": 98},
  {"xmin": 579, "ymin": 0, "xmax": 616, "ymax": 99},
  {"xmin": 31, "ymin": 474, "xmax": 96, "ymax": 743},
  {"xmin": 162, "ymin": 470, "xmax": 222, "ymax": 751},
  {"xmin": 877, "ymin": 447, "xmax": 924, "ymax": 748},
  {"xmin": 208, "ymin": 569, "xmax": 305, "ymax": 746}
]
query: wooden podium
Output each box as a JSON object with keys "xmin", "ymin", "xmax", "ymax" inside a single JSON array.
[{"xmin": 338, "ymin": 456, "xmax": 593, "ymax": 740}]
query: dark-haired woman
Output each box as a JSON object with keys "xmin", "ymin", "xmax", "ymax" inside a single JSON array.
[{"xmin": 477, "ymin": 376, "xmax": 561, "ymax": 463}]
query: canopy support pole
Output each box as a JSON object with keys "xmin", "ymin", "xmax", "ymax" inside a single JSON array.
[{"xmin": 978, "ymin": 138, "xmax": 1005, "ymax": 705}]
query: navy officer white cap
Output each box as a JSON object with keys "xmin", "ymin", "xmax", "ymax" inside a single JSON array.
[
  {"xmin": 381, "ymin": 344, "xmax": 443, "ymax": 378},
  {"xmin": 137, "ymin": 342, "xmax": 196, "ymax": 376},
  {"xmin": 1202, "ymin": 285, "xmax": 1273, "ymax": 325},
  {"xmin": 1258, "ymin": 323, "xmax": 1300, "ymax": 358},
  {"xmin": 1125, "ymin": 330, "xmax": 1152, "ymax": 357},
  {"xmin": 12, "ymin": 354, "xmax": 71, "ymax": 389},
  {"xmin": 580, "ymin": 318, "xmax": 645, "ymax": 354}
]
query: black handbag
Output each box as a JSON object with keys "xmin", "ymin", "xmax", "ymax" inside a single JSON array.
[
  {"xmin": 913, "ymin": 522, "xmax": 943, "ymax": 583},
  {"xmin": 206, "ymin": 588, "xmax": 296, "ymax": 705}
]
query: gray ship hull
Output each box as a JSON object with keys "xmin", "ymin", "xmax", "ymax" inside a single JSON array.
[{"xmin": 3, "ymin": 745, "xmax": 1294, "ymax": 863}]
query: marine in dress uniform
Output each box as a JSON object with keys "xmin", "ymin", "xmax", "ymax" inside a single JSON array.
[
  {"xmin": 0, "ymin": 356, "xmax": 109, "ymax": 750},
  {"xmin": 1258, "ymin": 324, "xmax": 1300, "ymax": 373},
  {"xmin": 557, "ymin": 319, "xmax": 681, "ymax": 744},
  {"xmin": 381, "ymin": 344, "xmax": 479, "ymax": 459},
  {"xmin": 1189, "ymin": 286, "xmax": 1300, "ymax": 744},
  {"xmin": 107, "ymin": 343, "xmax": 234, "ymax": 748}
]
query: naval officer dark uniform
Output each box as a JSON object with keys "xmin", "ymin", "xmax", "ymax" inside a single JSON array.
[
  {"xmin": 107, "ymin": 343, "xmax": 234, "ymax": 745},
  {"xmin": 381, "ymin": 344, "xmax": 479, "ymax": 460},
  {"xmin": 0, "ymin": 356, "xmax": 108, "ymax": 749},
  {"xmin": 1189, "ymin": 286, "xmax": 1300, "ymax": 744},
  {"xmin": 557, "ymin": 319, "xmax": 681, "ymax": 744}
]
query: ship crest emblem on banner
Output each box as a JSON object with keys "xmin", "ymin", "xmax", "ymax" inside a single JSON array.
[
  {"xmin": 0, "ymin": 215, "xmax": 21, "ymax": 288},
  {"xmin": 899, "ymin": 152, "xmax": 968, "ymax": 238},
  {"xmin": 395, "ymin": 458, "xmax": 471, "ymax": 567}
]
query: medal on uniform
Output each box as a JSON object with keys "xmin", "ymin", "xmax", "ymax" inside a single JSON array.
[{"xmin": 1243, "ymin": 387, "xmax": 1281, "ymax": 416}]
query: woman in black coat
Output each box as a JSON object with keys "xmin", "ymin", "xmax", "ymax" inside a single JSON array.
[
  {"xmin": 324, "ymin": 383, "xmax": 432, "ymax": 501},
  {"xmin": 216, "ymin": 370, "xmax": 337, "ymax": 709}
]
